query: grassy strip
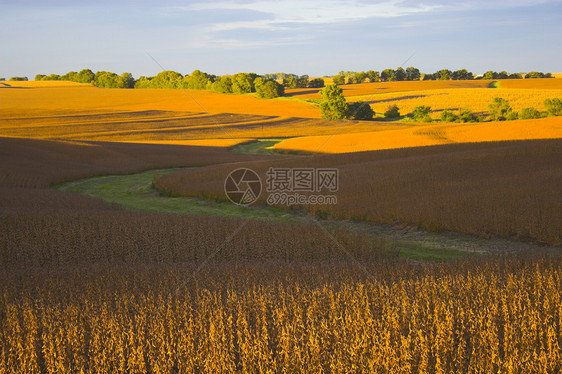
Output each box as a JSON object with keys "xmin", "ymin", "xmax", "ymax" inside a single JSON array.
[
  {"xmin": 54, "ymin": 168, "xmax": 292, "ymax": 221},
  {"xmin": 54, "ymin": 167, "xmax": 471, "ymax": 260}
]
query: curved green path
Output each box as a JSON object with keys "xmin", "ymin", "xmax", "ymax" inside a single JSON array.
[
  {"xmin": 53, "ymin": 166, "xmax": 478, "ymax": 261},
  {"xmin": 54, "ymin": 168, "xmax": 292, "ymax": 221}
]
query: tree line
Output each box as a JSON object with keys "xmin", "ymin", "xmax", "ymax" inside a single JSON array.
[
  {"xmin": 30, "ymin": 67, "xmax": 554, "ymax": 98},
  {"xmin": 330, "ymin": 68, "xmax": 553, "ymax": 84}
]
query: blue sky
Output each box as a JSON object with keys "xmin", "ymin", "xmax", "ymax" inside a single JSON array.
[{"xmin": 1, "ymin": 0, "xmax": 560, "ymax": 78}]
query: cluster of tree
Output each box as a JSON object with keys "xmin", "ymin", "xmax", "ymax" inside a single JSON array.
[
  {"xmin": 35, "ymin": 69, "xmax": 134, "ymax": 88},
  {"xmin": 34, "ymin": 69, "xmax": 285, "ymax": 98},
  {"xmin": 281, "ymin": 74, "xmax": 324, "ymax": 89},
  {"xmin": 383, "ymin": 96, "xmax": 562, "ymax": 124},
  {"xmin": 8, "ymin": 76, "xmax": 28, "ymax": 81},
  {"xmin": 488, "ymin": 97, "xmax": 561, "ymax": 121},
  {"xmin": 135, "ymin": 70, "xmax": 285, "ymax": 99},
  {"xmin": 331, "ymin": 68, "xmax": 554, "ymax": 85},
  {"xmin": 319, "ymin": 85, "xmax": 374, "ymax": 120},
  {"xmin": 383, "ymin": 104, "xmax": 481, "ymax": 123},
  {"xmin": 423, "ymin": 69, "xmax": 475, "ymax": 80},
  {"xmin": 332, "ymin": 68, "xmax": 421, "ymax": 85}
]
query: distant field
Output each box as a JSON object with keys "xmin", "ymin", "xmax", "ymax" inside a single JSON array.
[
  {"xmin": 156, "ymin": 139, "xmax": 562, "ymax": 245},
  {"xmin": 2, "ymin": 79, "xmax": 561, "ymax": 151},
  {"xmin": 349, "ymin": 87, "xmax": 562, "ymax": 116},
  {"xmin": 0, "ymin": 80, "xmax": 90, "ymax": 88},
  {"xmin": 0, "ymin": 84, "xmax": 320, "ymax": 118},
  {"xmin": 285, "ymin": 79, "xmax": 492, "ymax": 99},
  {"xmin": 273, "ymin": 116, "xmax": 562, "ymax": 153}
]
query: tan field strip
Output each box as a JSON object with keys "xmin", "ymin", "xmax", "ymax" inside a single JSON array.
[{"xmin": 273, "ymin": 116, "xmax": 562, "ymax": 153}]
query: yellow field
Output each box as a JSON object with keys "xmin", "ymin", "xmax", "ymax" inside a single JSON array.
[
  {"xmin": 286, "ymin": 79, "xmax": 492, "ymax": 99},
  {"xmin": 1, "ymin": 80, "xmax": 561, "ymax": 150},
  {"xmin": 350, "ymin": 87, "xmax": 562, "ymax": 116},
  {"xmin": 0, "ymin": 85, "xmax": 320, "ymax": 118},
  {"xmin": 0, "ymin": 80, "xmax": 90, "ymax": 88},
  {"xmin": 273, "ymin": 116, "xmax": 562, "ymax": 153}
]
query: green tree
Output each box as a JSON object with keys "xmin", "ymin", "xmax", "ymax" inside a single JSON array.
[
  {"xmin": 498, "ymin": 71, "xmax": 509, "ymax": 79},
  {"xmin": 283, "ymin": 75, "xmax": 297, "ymax": 88},
  {"xmin": 459, "ymin": 109, "xmax": 479, "ymax": 123},
  {"xmin": 366, "ymin": 70, "xmax": 380, "ymax": 82},
  {"xmin": 212, "ymin": 75, "xmax": 233, "ymax": 94},
  {"xmin": 452, "ymin": 69, "xmax": 473, "ymax": 80},
  {"xmin": 295, "ymin": 75, "xmax": 309, "ymax": 88},
  {"xmin": 308, "ymin": 78, "xmax": 325, "ymax": 88},
  {"xmin": 437, "ymin": 69, "xmax": 452, "ymax": 80},
  {"xmin": 395, "ymin": 67, "xmax": 406, "ymax": 81},
  {"xmin": 9, "ymin": 76, "xmax": 28, "ymax": 81},
  {"xmin": 488, "ymin": 97, "xmax": 513, "ymax": 121},
  {"xmin": 412, "ymin": 105, "xmax": 432, "ymax": 122},
  {"xmin": 134, "ymin": 76, "xmax": 153, "ymax": 89},
  {"xmin": 406, "ymin": 67, "xmax": 420, "ymax": 81},
  {"xmin": 77, "ymin": 69, "xmax": 95, "ymax": 83},
  {"xmin": 440, "ymin": 110, "xmax": 459, "ymax": 122},
  {"xmin": 506, "ymin": 111, "xmax": 519, "ymax": 120},
  {"xmin": 319, "ymin": 84, "xmax": 349, "ymax": 119},
  {"xmin": 186, "ymin": 70, "xmax": 211, "ymax": 90},
  {"xmin": 381, "ymin": 69, "xmax": 395, "ymax": 81},
  {"xmin": 544, "ymin": 98, "xmax": 562, "ymax": 116},
  {"xmin": 94, "ymin": 71, "xmax": 121, "ymax": 88},
  {"xmin": 62, "ymin": 71, "xmax": 78, "ymax": 81},
  {"xmin": 525, "ymin": 71, "xmax": 545, "ymax": 79},
  {"xmin": 484, "ymin": 71, "xmax": 497, "ymax": 80},
  {"xmin": 384, "ymin": 104, "xmax": 400, "ymax": 118},
  {"xmin": 520, "ymin": 107, "xmax": 543, "ymax": 119},
  {"xmin": 118, "ymin": 72, "xmax": 135, "ymax": 88},
  {"xmin": 151, "ymin": 70, "xmax": 183, "ymax": 89},
  {"xmin": 34, "ymin": 74, "xmax": 45, "ymax": 81},
  {"xmin": 256, "ymin": 80, "xmax": 284, "ymax": 99},
  {"xmin": 232, "ymin": 73, "xmax": 254, "ymax": 94},
  {"xmin": 348, "ymin": 101, "xmax": 375, "ymax": 120},
  {"xmin": 332, "ymin": 74, "xmax": 345, "ymax": 85}
]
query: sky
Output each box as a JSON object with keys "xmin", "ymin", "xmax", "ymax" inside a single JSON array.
[{"xmin": 0, "ymin": 0, "xmax": 561, "ymax": 79}]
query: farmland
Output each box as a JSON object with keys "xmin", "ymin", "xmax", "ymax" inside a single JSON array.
[{"xmin": 1, "ymin": 76, "xmax": 561, "ymax": 372}]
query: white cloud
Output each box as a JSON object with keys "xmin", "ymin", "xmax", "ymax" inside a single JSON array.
[{"xmin": 180, "ymin": 0, "xmax": 442, "ymax": 28}]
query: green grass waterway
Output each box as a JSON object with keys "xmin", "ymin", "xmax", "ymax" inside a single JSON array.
[
  {"xmin": 54, "ymin": 166, "xmax": 472, "ymax": 261},
  {"xmin": 55, "ymin": 168, "xmax": 293, "ymax": 221}
]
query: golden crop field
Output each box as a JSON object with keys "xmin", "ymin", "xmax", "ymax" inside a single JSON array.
[
  {"xmin": 273, "ymin": 116, "xmax": 562, "ymax": 153},
  {"xmin": 3, "ymin": 81, "xmax": 562, "ymax": 150},
  {"xmin": 285, "ymin": 79, "xmax": 492, "ymax": 99}
]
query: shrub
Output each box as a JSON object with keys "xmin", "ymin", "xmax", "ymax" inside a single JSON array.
[
  {"xmin": 458, "ymin": 109, "xmax": 478, "ymax": 123},
  {"xmin": 412, "ymin": 105, "xmax": 432, "ymax": 122},
  {"xmin": 520, "ymin": 107, "xmax": 544, "ymax": 120},
  {"xmin": 9, "ymin": 76, "xmax": 28, "ymax": 81},
  {"xmin": 440, "ymin": 110, "xmax": 459, "ymax": 122},
  {"xmin": 544, "ymin": 98, "xmax": 562, "ymax": 116},
  {"xmin": 488, "ymin": 97, "xmax": 513, "ymax": 121},
  {"xmin": 348, "ymin": 102, "xmax": 375, "ymax": 120},
  {"xmin": 506, "ymin": 111, "xmax": 519, "ymax": 121},
  {"xmin": 384, "ymin": 104, "xmax": 400, "ymax": 118}
]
